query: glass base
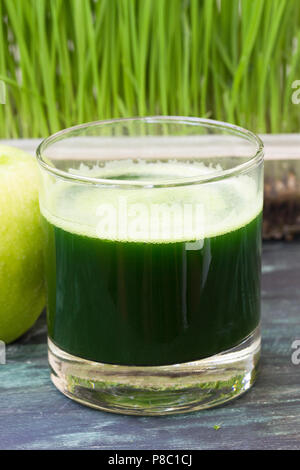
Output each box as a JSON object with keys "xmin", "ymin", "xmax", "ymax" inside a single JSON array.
[{"xmin": 48, "ymin": 327, "xmax": 260, "ymax": 416}]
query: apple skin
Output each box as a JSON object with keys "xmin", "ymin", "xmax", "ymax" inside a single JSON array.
[{"xmin": 0, "ymin": 145, "xmax": 45, "ymax": 343}]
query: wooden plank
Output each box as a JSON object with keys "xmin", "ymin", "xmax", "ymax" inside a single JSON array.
[
  {"xmin": 262, "ymin": 134, "xmax": 300, "ymax": 160},
  {"xmin": 0, "ymin": 242, "xmax": 300, "ymax": 450},
  {"xmin": 1, "ymin": 134, "xmax": 300, "ymax": 159}
]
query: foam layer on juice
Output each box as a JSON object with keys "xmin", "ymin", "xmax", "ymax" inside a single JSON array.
[{"xmin": 40, "ymin": 160, "xmax": 262, "ymax": 242}]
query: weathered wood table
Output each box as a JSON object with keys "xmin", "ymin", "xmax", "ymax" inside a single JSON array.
[{"xmin": 1, "ymin": 241, "xmax": 300, "ymax": 450}]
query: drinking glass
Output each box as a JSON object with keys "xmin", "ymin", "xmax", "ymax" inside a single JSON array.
[{"xmin": 36, "ymin": 117, "xmax": 264, "ymax": 415}]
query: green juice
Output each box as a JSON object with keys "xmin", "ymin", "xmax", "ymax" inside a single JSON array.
[{"xmin": 43, "ymin": 211, "xmax": 262, "ymax": 366}]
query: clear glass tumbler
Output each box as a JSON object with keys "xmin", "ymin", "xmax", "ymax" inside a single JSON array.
[{"xmin": 36, "ymin": 117, "xmax": 264, "ymax": 415}]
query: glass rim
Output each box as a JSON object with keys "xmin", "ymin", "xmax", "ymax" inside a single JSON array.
[{"xmin": 36, "ymin": 116, "xmax": 264, "ymax": 188}]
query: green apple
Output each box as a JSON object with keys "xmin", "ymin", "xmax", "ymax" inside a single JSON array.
[{"xmin": 0, "ymin": 145, "xmax": 45, "ymax": 343}]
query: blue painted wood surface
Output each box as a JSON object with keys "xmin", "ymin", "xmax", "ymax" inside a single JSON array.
[{"xmin": 1, "ymin": 242, "xmax": 300, "ymax": 450}]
